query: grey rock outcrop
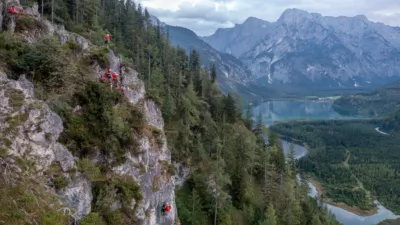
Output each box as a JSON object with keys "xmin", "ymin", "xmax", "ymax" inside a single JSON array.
[
  {"xmin": 1, "ymin": 75, "xmax": 60, "ymax": 170},
  {"xmin": 175, "ymin": 163, "xmax": 190, "ymax": 188},
  {"xmin": 1, "ymin": 0, "xmax": 21, "ymax": 32},
  {"xmin": 53, "ymin": 143, "xmax": 75, "ymax": 172},
  {"xmin": 108, "ymin": 51, "xmax": 178, "ymax": 225},
  {"xmin": 0, "ymin": 73, "xmax": 91, "ymax": 217},
  {"xmin": 57, "ymin": 174, "xmax": 92, "ymax": 219},
  {"xmin": 57, "ymin": 25, "xmax": 93, "ymax": 50}
]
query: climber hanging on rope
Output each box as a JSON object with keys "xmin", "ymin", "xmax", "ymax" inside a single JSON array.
[
  {"xmin": 105, "ymin": 68, "xmax": 111, "ymax": 80},
  {"xmin": 161, "ymin": 203, "xmax": 171, "ymax": 216},
  {"xmin": 111, "ymin": 71, "xmax": 118, "ymax": 89},
  {"xmin": 98, "ymin": 73, "xmax": 106, "ymax": 82}
]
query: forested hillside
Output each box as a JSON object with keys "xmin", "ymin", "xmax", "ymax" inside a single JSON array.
[
  {"xmin": 382, "ymin": 109, "xmax": 400, "ymax": 132},
  {"xmin": 1, "ymin": 0, "xmax": 341, "ymax": 224},
  {"xmin": 377, "ymin": 218, "xmax": 400, "ymax": 225},
  {"xmin": 271, "ymin": 119, "xmax": 400, "ymax": 214},
  {"xmin": 333, "ymin": 82, "xmax": 400, "ymax": 117}
]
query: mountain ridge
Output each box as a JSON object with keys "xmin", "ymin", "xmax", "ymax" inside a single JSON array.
[
  {"xmin": 164, "ymin": 23, "xmax": 267, "ymax": 101},
  {"xmin": 202, "ymin": 8, "xmax": 400, "ymax": 91}
]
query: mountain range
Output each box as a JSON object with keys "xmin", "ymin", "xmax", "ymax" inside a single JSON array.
[{"xmin": 153, "ymin": 8, "xmax": 400, "ymax": 99}]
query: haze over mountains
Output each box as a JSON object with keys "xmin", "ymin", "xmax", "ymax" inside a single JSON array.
[{"xmin": 154, "ymin": 8, "xmax": 400, "ymax": 99}]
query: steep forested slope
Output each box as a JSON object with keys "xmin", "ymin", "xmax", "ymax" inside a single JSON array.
[{"xmin": 0, "ymin": 0, "xmax": 342, "ymax": 224}]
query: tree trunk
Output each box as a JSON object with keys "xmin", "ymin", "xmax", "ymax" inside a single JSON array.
[
  {"xmin": 41, "ymin": 0, "xmax": 44, "ymax": 17},
  {"xmin": 148, "ymin": 53, "xmax": 151, "ymax": 88},
  {"xmin": 51, "ymin": 0, "xmax": 54, "ymax": 23}
]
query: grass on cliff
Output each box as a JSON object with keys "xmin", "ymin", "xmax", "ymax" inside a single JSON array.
[{"xmin": 0, "ymin": 158, "xmax": 69, "ymax": 224}]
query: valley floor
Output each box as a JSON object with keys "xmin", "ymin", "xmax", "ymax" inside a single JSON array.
[
  {"xmin": 310, "ymin": 176, "xmax": 378, "ymax": 216},
  {"xmin": 271, "ymin": 119, "xmax": 400, "ymax": 214}
]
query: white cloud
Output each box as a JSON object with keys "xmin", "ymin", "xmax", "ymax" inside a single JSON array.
[{"xmin": 137, "ymin": 0, "xmax": 400, "ymax": 36}]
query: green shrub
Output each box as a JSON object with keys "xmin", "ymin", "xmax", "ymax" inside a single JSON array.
[
  {"xmin": 110, "ymin": 177, "xmax": 143, "ymax": 203},
  {"xmin": 77, "ymin": 158, "xmax": 102, "ymax": 181},
  {"xmin": 103, "ymin": 210, "xmax": 125, "ymax": 225},
  {"xmin": 58, "ymin": 81, "xmax": 144, "ymax": 166},
  {"xmin": 87, "ymin": 47, "xmax": 109, "ymax": 68},
  {"xmin": 146, "ymin": 88, "xmax": 162, "ymax": 104},
  {"xmin": 65, "ymin": 40, "xmax": 83, "ymax": 53},
  {"xmin": 53, "ymin": 177, "xmax": 69, "ymax": 190},
  {"xmin": 15, "ymin": 16, "xmax": 44, "ymax": 32},
  {"xmin": 0, "ymin": 32, "xmax": 28, "ymax": 74},
  {"xmin": 80, "ymin": 212, "xmax": 106, "ymax": 225},
  {"xmin": 91, "ymin": 176, "xmax": 142, "ymax": 222},
  {"xmin": 11, "ymin": 37, "xmax": 72, "ymax": 91}
]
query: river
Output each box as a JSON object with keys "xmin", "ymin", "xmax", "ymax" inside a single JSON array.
[{"xmin": 255, "ymin": 100, "xmax": 400, "ymax": 225}]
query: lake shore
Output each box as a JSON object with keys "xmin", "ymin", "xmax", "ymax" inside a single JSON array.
[{"xmin": 310, "ymin": 178, "xmax": 378, "ymax": 216}]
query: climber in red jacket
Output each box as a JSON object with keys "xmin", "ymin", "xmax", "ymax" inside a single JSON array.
[
  {"xmin": 111, "ymin": 72, "xmax": 118, "ymax": 88},
  {"xmin": 105, "ymin": 68, "xmax": 111, "ymax": 80},
  {"xmin": 161, "ymin": 203, "xmax": 171, "ymax": 215},
  {"xmin": 8, "ymin": 6, "xmax": 17, "ymax": 15},
  {"xmin": 104, "ymin": 33, "xmax": 110, "ymax": 45}
]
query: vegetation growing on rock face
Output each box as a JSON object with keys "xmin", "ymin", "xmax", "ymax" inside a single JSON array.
[
  {"xmin": 0, "ymin": 0, "xmax": 344, "ymax": 224},
  {"xmin": 4, "ymin": 87, "xmax": 25, "ymax": 109},
  {"xmin": 0, "ymin": 159, "xmax": 69, "ymax": 224}
]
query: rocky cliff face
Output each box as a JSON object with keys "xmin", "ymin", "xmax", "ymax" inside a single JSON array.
[
  {"xmin": 203, "ymin": 8, "xmax": 400, "ymax": 89},
  {"xmin": 0, "ymin": 2, "xmax": 178, "ymax": 224},
  {"xmin": 202, "ymin": 17, "xmax": 273, "ymax": 58},
  {"xmin": 110, "ymin": 51, "xmax": 177, "ymax": 225}
]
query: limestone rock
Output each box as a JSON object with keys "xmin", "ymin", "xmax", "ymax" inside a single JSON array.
[
  {"xmin": 57, "ymin": 174, "xmax": 92, "ymax": 219},
  {"xmin": 54, "ymin": 143, "xmax": 75, "ymax": 172}
]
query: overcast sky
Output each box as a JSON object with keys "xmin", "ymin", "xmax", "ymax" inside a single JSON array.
[{"xmin": 137, "ymin": 0, "xmax": 400, "ymax": 36}]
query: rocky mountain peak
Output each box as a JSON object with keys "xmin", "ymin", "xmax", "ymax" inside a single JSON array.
[
  {"xmin": 202, "ymin": 8, "xmax": 400, "ymax": 92},
  {"xmin": 277, "ymin": 8, "xmax": 315, "ymax": 24},
  {"xmin": 242, "ymin": 16, "xmax": 269, "ymax": 26}
]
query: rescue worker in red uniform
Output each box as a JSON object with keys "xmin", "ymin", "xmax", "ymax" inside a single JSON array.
[
  {"xmin": 104, "ymin": 33, "xmax": 110, "ymax": 45},
  {"xmin": 8, "ymin": 6, "xmax": 17, "ymax": 15},
  {"xmin": 161, "ymin": 203, "xmax": 171, "ymax": 215}
]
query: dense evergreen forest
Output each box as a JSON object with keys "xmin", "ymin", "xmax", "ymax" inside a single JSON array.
[
  {"xmin": 333, "ymin": 82, "xmax": 400, "ymax": 117},
  {"xmin": 377, "ymin": 218, "xmax": 400, "ymax": 225},
  {"xmin": 0, "ymin": 0, "xmax": 344, "ymax": 224},
  {"xmin": 382, "ymin": 109, "xmax": 400, "ymax": 132},
  {"xmin": 271, "ymin": 119, "xmax": 400, "ymax": 214}
]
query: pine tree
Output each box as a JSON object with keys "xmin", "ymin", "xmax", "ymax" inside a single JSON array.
[
  {"xmin": 211, "ymin": 63, "xmax": 217, "ymax": 83},
  {"xmin": 245, "ymin": 103, "xmax": 253, "ymax": 129},
  {"xmin": 223, "ymin": 93, "xmax": 237, "ymax": 123},
  {"xmin": 287, "ymin": 143, "xmax": 297, "ymax": 177},
  {"xmin": 264, "ymin": 203, "xmax": 277, "ymax": 225},
  {"xmin": 311, "ymin": 215, "xmax": 323, "ymax": 225}
]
